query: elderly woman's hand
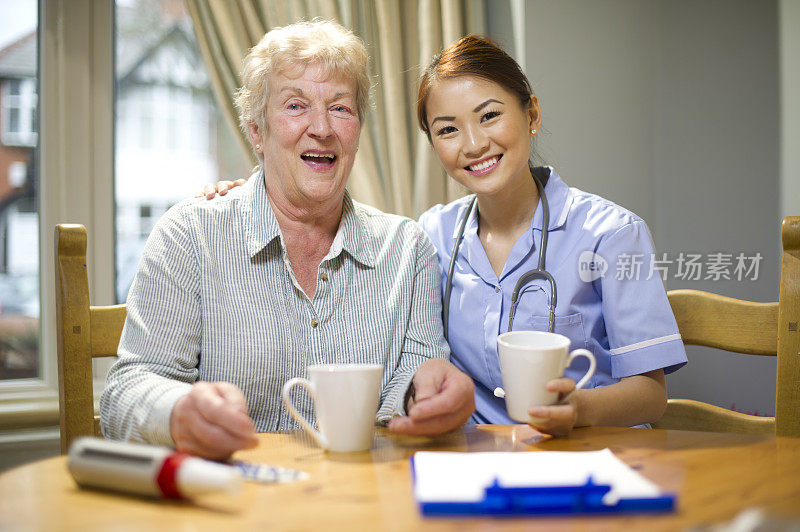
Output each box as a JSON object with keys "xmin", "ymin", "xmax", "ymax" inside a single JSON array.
[
  {"xmin": 195, "ymin": 178, "xmax": 248, "ymax": 200},
  {"xmin": 170, "ymin": 381, "xmax": 258, "ymax": 460},
  {"xmin": 387, "ymin": 359, "xmax": 475, "ymax": 436}
]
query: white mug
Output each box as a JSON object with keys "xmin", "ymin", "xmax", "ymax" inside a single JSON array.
[
  {"xmin": 281, "ymin": 364, "xmax": 383, "ymax": 453},
  {"xmin": 496, "ymin": 331, "xmax": 596, "ymax": 424}
]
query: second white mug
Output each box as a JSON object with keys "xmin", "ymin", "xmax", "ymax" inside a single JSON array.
[
  {"xmin": 282, "ymin": 363, "xmax": 383, "ymax": 453},
  {"xmin": 496, "ymin": 331, "xmax": 596, "ymax": 424}
]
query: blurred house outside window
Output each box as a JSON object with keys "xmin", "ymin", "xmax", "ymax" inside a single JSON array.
[{"xmin": 115, "ymin": 0, "xmax": 250, "ymax": 303}]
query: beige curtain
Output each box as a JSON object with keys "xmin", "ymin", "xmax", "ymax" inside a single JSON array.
[{"xmin": 185, "ymin": 0, "xmax": 485, "ymax": 217}]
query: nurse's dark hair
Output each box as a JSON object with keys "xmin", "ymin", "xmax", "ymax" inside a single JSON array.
[{"xmin": 417, "ymin": 35, "xmax": 533, "ymax": 141}]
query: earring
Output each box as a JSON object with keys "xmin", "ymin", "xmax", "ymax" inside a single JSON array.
[
  {"xmin": 255, "ymin": 144, "xmax": 261, "ymax": 150},
  {"xmin": 531, "ymin": 129, "xmax": 537, "ymax": 135}
]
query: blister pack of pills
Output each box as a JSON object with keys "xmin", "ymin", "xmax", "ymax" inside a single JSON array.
[{"xmin": 231, "ymin": 461, "xmax": 309, "ymax": 484}]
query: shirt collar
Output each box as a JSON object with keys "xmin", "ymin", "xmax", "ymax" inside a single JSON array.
[
  {"xmin": 330, "ymin": 192, "xmax": 377, "ymax": 268},
  {"xmin": 241, "ymin": 168, "xmax": 281, "ymax": 257},
  {"xmin": 450, "ymin": 166, "xmax": 573, "ymax": 240},
  {"xmin": 241, "ymin": 169, "xmax": 376, "ymax": 267}
]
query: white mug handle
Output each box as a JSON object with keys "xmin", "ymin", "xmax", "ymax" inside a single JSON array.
[
  {"xmin": 560, "ymin": 348, "xmax": 596, "ymax": 403},
  {"xmin": 281, "ymin": 377, "xmax": 328, "ymax": 449}
]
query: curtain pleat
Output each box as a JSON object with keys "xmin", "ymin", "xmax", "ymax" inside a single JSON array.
[
  {"xmin": 235, "ymin": 1, "xmax": 265, "ymax": 42},
  {"xmin": 208, "ymin": 1, "xmax": 250, "ymax": 63},
  {"xmin": 184, "ymin": 0, "xmax": 484, "ymax": 217},
  {"xmin": 414, "ymin": 0, "xmax": 444, "ymax": 215},
  {"xmin": 376, "ymin": 0, "xmax": 413, "ymax": 215}
]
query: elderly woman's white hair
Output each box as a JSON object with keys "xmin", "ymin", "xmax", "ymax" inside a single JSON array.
[{"xmin": 235, "ymin": 19, "xmax": 370, "ymax": 146}]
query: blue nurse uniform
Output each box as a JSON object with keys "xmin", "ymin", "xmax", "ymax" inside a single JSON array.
[{"xmin": 418, "ymin": 167, "xmax": 688, "ymax": 424}]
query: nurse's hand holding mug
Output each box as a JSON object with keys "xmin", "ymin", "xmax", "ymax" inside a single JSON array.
[{"xmin": 494, "ymin": 332, "xmax": 595, "ymax": 437}]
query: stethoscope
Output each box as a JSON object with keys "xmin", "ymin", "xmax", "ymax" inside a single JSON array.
[{"xmin": 442, "ymin": 164, "xmax": 557, "ymax": 342}]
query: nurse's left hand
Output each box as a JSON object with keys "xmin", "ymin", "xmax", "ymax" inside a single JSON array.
[
  {"xmin": 387, "ymin": 359, "xmax": 475, "ymax": 436},
  {"xmin": 527, "ymin": 378, "xmax": 579, "ymax": 437},
  {"xmin": 195, "ymin": 178, "xmax": 247, "ymax": 200}
]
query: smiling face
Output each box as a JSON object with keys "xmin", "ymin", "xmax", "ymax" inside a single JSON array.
[
  {"xmin": 425, "ymin": 76, "xmax": 540, "ymax": 198},
  {"xmin": 249, "ymin": 62, "xmax": 361, "ymax": 210}
]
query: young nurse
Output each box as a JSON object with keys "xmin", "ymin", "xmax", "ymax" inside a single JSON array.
[
  {"xmin": 205, "ymin": 34, "xmax": 688, "ymax": 437},
  {"xmin": 415, "ymin": 35, "xmax": 687, "ymax": 435}
]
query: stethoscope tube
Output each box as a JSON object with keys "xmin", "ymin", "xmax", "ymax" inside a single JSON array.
[
  {"xmin": 442, "ymin": 196, "xmax": 475, "ymax": 342},
  {"xmin": 443, "ymin": 167, "xmax": 557, "ymax": 342}
]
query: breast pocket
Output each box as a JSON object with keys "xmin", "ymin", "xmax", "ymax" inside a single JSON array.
[{"xmin": 528, "ymin": 313, "xmax": 587, "ymax": 351}]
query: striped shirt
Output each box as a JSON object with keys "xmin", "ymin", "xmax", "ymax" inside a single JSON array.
[{"xmin": 100, "ymin": 171, "xmax": 449, "ymax": 446}]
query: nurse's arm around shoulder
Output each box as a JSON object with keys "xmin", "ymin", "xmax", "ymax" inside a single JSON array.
[{"xmin": 527, "ymin": 370, "xmax": 667, "ymax": 437}]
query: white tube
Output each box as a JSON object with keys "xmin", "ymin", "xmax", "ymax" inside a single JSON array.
[
  {"xmin": 67, "ymin": 437, "xmax": 241, "ymax": 499},
  {"xmin": 177, "ymin": 457, "xmax": 241, "ymax": 497}
]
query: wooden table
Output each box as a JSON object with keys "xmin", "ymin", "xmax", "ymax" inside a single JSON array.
[{"xmin": 1, "ymin": 426, "xmax": 799, "ymax": 531}]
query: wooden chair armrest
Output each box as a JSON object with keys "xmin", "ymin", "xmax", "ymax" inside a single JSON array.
[
  {"xmin": 668, "ymin": 290, "xmax": 777, "ymax": 355},
  {"xmin": 653, "ymin": 399, "xmax": 774, "ymax": 435},
  {"xmin": 89, "ymin": 305, "xmax": 126, "ymax": 357}
]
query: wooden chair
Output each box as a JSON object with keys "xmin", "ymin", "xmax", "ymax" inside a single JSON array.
[
  {"xmin": 653, "ymin": 216, "xmax": 800, "ymax": 437},
  {"xmin": 54, "ymin": 224, "xmax": 126, "ymax": 453}
]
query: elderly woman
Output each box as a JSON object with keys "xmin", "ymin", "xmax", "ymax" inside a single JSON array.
[{"xmin": 100, "ymin": 20, "xmax": 474, "ymax": 460}]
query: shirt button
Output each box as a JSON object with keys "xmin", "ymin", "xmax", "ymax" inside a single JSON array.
[
  {"xmin": 495, "ymin": 286, "xmax": 501, "ymax": 293},
  {"xmin": 320, "ymin": 273, "xmax": 328, "ymax": 282},
  {"xmin": 310, "ymin": 319, "xmax": 319, "ymax": 328}
]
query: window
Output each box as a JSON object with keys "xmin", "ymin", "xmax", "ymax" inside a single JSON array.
[
  {"xmin": 0, "ymin": 0, "xmax": 252, "ymax": 435},
  {"xmin": 1, "ymin": 77, "xmax": 37, "ymax": 147},
  {"xmin": 0, "ymin": 2, "xmax": 38, "ymax": 382}
]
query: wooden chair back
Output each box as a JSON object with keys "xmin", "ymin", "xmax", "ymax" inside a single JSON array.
[
  {"xmin": 54, "ymin": 224, "xmax": 126, "ymax": 453},
  {"xmin": 653, "ymin": 216, "xmax": 800, "ymax": 436}
]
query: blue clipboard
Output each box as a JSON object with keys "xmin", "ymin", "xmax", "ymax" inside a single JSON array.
[{"xmin": 410, "ymin": 455, "xmax": 676, "ymax": 517}]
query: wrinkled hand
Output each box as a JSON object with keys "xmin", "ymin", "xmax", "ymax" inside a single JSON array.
[
  {"xmin": 388, "ymin": 359, "xmax": 474, "ymax": 436},
  {"xmin": 195, "ymin": 179, "xmax": 247, "ymax": 200},
  {"xmin": 170, "ymin": 381, "xmax": 258, "ymax": 460},
  {"xmin": 527, "ymin": 377, "xmax": 579, "ymax": 437}
]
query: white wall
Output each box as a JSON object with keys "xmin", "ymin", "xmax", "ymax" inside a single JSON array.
[
  {"xmin": 651, "ymin": 0, "xmax": 779, "ymax": 414},
  {"xmin": 780, "ymin": 0, "xmax": 800, "ymax": 221},
  {"xmin": 497, "ymin": 0, "xmax": 659, "ymax": 227},
  {"xmin": 489, "ymin": 0, "xmax": 783, "ymax": 414}
]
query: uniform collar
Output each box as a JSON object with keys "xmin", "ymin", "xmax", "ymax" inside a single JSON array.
[
  {"xmin": 241, "ymin": 169, "xmax": 376, "ymax": 267},
  {"xmin": 529, "ymin": 167, "xmax": 572, "ymax": 232},
  {"xmin": 450, "ymin": 166, "xmax": 574, "ymax": 240}
]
